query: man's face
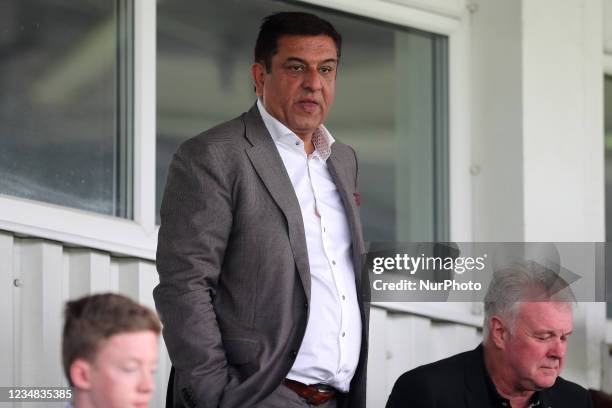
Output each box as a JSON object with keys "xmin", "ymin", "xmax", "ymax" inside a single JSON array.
[
  {"xmin": 503, "ymin": 302, "xmax": 573, "ymax": 391},
  {"xmin": 78, "ymin": 331, "xmax": 158, "ymax": 408},
  {"xmin": 252, "ymin": 35, "xmax": 338, "ymax": 138}
]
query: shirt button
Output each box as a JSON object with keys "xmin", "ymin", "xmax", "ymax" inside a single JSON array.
[
  {"xmin": 332, "ymin": 260, "xmax": 336, "ymax": 266},
  {"xmin": 342, "ymin": 295, "xmax": 346, "ymax": 301},
  {"xmin": 304, "ymin": 302, "xmax": 308, "ymax": 309},
  {"xmin": 295, "ymin": 141, "xmax": 300, "ymax": 146},
  {"xmin": 342, "ymin": 332, "xmax": 346, "ymax": 337},
  {"xmin": 290, "ymin": 350, "xmax": 298, "ymax": 358}
]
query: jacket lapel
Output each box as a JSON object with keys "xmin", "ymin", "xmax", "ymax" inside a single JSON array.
[
  {"xmin": 242, "ymin": 104, "xmax": 311, "ymax": 301},
  {"xmin": 327, "ymin": 147, "xmax": 364, "ymax": 287}
]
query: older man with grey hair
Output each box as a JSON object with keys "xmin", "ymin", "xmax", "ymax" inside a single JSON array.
[{"xmin": 386, "ymin": 261, "xmax": 593, "ymax": 408}]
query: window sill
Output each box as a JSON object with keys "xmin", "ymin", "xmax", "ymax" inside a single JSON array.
[{"xmin": 0, "ymin": 194, "xmax": 157, "ymax": 260}]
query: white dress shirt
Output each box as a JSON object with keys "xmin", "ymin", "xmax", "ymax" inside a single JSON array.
[{"xmin": 257, "ymin": 100, "xmax": 362, "ymax": 392}]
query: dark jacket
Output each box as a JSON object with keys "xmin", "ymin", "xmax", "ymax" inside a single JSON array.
[{"xmin": 386, "ymin": 345, "xmax": 592, "ymax": 408}]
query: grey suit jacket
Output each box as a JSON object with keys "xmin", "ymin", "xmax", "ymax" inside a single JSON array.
[{"xmin": 154, "ymin": 103, "xmax": 369, "ymax": 408}]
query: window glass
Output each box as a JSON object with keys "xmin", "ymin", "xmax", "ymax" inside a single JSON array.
[
  {"xmin": 0, "ymin": 0, "xmax": 133, "ymax": 217},
  {"xmin": 157, "ymin": 0, "xmax": 448, "ymax": 241}
]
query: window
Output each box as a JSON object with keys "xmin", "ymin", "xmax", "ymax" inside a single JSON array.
[
  {"xmin": 0, "ymin": 0, "xmax": 133, "ymax": 218},
  {"xmin": 157, "ymin": 0, "xmax": 449, "ymax": 242}
]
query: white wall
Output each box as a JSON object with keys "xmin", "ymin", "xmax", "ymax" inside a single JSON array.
[{"xmin": 470, "ymin": 0, "xmax": 606, "ymax": 389}]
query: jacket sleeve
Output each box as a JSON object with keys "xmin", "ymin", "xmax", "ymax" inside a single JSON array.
[{"xmin": 154, "ymin": 141, "xmax": 234, "ymax": 408}]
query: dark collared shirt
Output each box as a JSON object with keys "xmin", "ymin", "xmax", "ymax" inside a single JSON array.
[{"xmin": 484, "ymin": 367, "xmax": 544, "ymax": 408}]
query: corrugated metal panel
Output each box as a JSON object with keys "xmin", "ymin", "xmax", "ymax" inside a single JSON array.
[
  {"xmin": 2, "ymin": 230, "xmax": 485, "ymax": 408},
  {"xmin": 1, "ymin": 232, "xmax": 169, "ymax": 408},
  {"xmin": 0, "ymin": 232, "xmax": 16, "ymax": 396},
  {"xmin": 366, "ymin": 306, "xmax": 482, "ymax": 407}
]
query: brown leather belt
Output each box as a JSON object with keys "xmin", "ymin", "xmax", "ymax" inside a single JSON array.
[{"xmin": 283, "ymin": 378, "xmax": 338, "ymax": 406}]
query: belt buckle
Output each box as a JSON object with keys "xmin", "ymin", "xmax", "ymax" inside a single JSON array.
[
  {"xmin": 305, "ymin": 384, "xmax": 335, "ymax": 406},
  {"xmin": 315, "ymin": 384, "xmax": 335, "ymax": 393}
]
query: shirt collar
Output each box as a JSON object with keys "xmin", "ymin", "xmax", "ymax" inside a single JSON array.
[
  {"xmin": 483, "ymin": 355, "xmax": 544, "ymax": 408},
  {"xmin": 257, "ymin": 98, "xmax": 335, "ymax": 161}
]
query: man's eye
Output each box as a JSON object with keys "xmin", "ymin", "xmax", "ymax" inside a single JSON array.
[
  {"xmin": 288, "ymin": 65, "xmax": 304, "ymax": 72},
  {"xmin": 536, "ymin": 335, "xmax": 551, "ymax": 341},
  {"xmin": 319, "ymin": 67, "xmax": 334, "ymax": 74}
]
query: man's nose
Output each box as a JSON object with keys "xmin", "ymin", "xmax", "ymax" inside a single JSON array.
[
  {"xmin": 302, "ymin": 68, "xmax": 323, "ymax": 91},
  {"xmin": 548, "ymin": 338, "xmax": 567, "ymax": 359}
]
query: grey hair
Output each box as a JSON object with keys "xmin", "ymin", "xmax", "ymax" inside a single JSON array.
[{"xmin": 482, "ymin": 261, "xmax": 575, "ymax": 340}]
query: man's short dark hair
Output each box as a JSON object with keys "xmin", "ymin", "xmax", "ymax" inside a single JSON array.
[
  {"xmin": 62, "ymin": 293, "xmax": 161, "ymax": 385},
  {"xmin": 255, "ymin": 11, "xmax": 342, "ymax": 72}
]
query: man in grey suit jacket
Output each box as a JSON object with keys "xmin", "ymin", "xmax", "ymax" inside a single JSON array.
[{"xmin": 154, "ymin": 12, "xmax": 368, "ymax": 408}]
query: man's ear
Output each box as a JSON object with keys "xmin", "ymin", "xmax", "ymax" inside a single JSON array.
[
  {"xmin": 251, "ymin": 62, "xmax": 266, "ymax": 98},
  {"xmin": 70, "ymin": 359, "xmax": 93, "ymax": 391},
  {"xmin": 489, "ymin": 316, "xmax": 508, "ymax": 349}
]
